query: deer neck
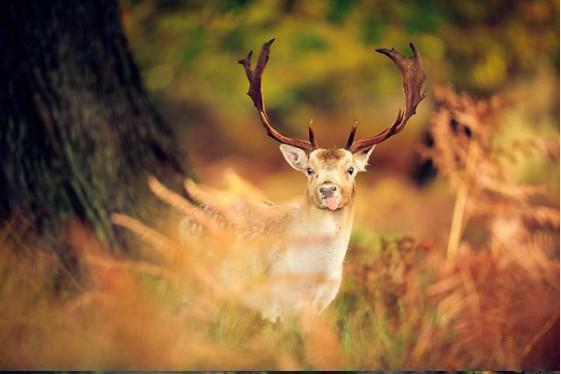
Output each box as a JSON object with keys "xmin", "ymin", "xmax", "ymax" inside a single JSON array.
[
  {"xmin": 285, "ymin": 191, "xmax": 353, "ymax": 255},
  {"xmin": 275, "ymin": 194, "xmax": 354, "ymax": 279},
  {"xmin": 300, "ymin": 197, "xmax": 354, "ymax": 233}
]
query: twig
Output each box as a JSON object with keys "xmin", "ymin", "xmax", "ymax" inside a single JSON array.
[{"xmin": 447, "ymin": 140, "xmax": 477, "ymax": 261}]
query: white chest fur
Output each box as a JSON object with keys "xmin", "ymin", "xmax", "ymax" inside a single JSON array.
[
  {"xmin": 277, "ymin": 210, "xmax": 351, "ymax": 276},
  {"xmin": 260, "ymin": 205, "xmax": 354, "ymax": 320}
]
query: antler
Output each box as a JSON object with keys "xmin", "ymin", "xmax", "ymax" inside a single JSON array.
[
  {"xmin": 346, "ymin": 43, "xmax": 427, "ymax": 153},
  {"xmin": 239, "ymin": 39, "xmax": 317, "ymax": 151}
]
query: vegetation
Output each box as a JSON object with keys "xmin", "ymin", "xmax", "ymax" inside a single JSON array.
[
  {"xmin": 122, "ymin": 0, "xmax": 558, "ymax": 164},
  {"xmin": 1, "ymin": 85, "xmax": 558, "ymax": 368},
  {"xmin": 0, "ymin": 0, "xmax": 558, "ymax": 370}
]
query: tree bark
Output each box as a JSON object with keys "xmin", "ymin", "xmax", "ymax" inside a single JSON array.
[{"xmin": 0, "ymin": 0, "xmax": 190, "ymax": 252}]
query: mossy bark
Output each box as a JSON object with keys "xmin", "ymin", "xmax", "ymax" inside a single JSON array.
[{"xmin": 0, "ymin": 0, "xmax": 190, "ymax": 252}]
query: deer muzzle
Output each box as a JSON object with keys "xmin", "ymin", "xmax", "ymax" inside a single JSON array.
[{"xmin": 318, "ymin": 183, "xmax": 340, "ymax": 211}]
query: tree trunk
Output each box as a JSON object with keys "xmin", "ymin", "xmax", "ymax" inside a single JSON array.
[{"xmin": 0, "ymin": 0, "xmax": 190, "ymax": 252}]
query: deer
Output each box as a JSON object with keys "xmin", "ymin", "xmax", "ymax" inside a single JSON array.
[{"xmin": 176, "ymin": 39, "xmax": 426, "ymax": 322}]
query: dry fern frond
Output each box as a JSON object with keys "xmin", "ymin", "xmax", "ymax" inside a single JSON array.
[{"xmin": 424, "ymin": 85, "xmax": 559, "ymax": 261}]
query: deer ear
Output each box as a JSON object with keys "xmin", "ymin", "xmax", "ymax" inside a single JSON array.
[
  {"xmin": 353, "ymin": 145, "xmax": 376, "ymax": 172},
  {"xmin": 279, "ymin": 144, "xmax": 308, "ymax": 172}
]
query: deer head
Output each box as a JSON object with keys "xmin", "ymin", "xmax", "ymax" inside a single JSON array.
[{"xmin": 239, "ymin": 39, "xmax": 426, "ymax": 211}]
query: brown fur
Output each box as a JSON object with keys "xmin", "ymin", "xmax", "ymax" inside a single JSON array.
[{"xmin": 314, "ymin": 149, "xmax": 346, "ymax": 165}]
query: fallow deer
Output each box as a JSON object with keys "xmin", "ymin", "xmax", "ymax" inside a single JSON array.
[{"xmin": 181, "ymin": 39, "xmax": 426, "ymax": 322}]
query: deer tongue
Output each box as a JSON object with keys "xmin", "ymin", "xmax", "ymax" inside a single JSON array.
[{"xmin": 325, "ymin": 196, "xmax": 339, "ymax": 211}]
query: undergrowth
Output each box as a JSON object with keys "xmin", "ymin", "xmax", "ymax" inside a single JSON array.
[{"xmin": 0, "ymin": 87, "xmax": 558, "ymax": 369}]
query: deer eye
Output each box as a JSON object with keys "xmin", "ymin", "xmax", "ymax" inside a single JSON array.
[
  {"xmin": 347, "ymin": 166, "xmax": 354, "ymax": 175},
  {"xmin": 306, "ymin": 167, "xmax": 314, "ymax": 176}
]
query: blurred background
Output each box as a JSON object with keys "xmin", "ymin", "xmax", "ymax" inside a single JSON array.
[
  {"xmin": 0, "ymin": 1, "xmax": 558, "ymax": 369},
  {"xmin": 121, "ymin": 0, "xmax": 559, "ymax": 243}
]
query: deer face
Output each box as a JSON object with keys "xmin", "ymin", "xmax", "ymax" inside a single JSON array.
[
  {"xmin": 279, "ymin": 144, "xmax": 375, "ymax": 211},
  {"xmin": 240, "ymin": 40, "xmax": 425, "ymax": 210}
]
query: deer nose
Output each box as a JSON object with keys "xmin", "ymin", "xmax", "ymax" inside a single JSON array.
[{"xmin": 319, "ymin": 184, "xmax": 337, "ymax": 197}]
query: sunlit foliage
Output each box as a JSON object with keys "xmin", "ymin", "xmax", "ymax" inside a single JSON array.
[{"xmin": 121, "ymin": 0, "xmax": 558, "ymax": 162}]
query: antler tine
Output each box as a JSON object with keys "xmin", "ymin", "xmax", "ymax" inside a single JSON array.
[
  {"xmin": 239, "ymin": 39, "xmax": 316, "ymax": 151},
  {"xmin": 348, "ymin": 42, "xmax": 426, "ymax": 153},
  {"xmin": 238, "ymin": 50, "xmax": 254, "ymax": 81},
  {"xmin": 308, "ymin": 119, "xmax": 318, "ymax": 148},
  {"xmin": 344, "ymin": 120, "xmax": 358, "ymax": 149}
]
